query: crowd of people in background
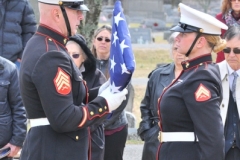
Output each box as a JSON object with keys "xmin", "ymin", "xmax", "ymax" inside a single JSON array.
[{"xmin": 0, "ymin": 0, "xmax": 240, "ymax": 160}]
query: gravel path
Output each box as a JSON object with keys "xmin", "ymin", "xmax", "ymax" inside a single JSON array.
[{"xmin": 123, "ymin": 144, "xmax": 144, "ymax": 160}]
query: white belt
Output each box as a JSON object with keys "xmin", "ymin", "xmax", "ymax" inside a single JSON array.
[
  {"xmin": 29, "ymin": 118, "xmax": 50, "ymax": 127},
  {"xmin": 158, "ymin": 132, "xmax": 199, "ymax": 143}
]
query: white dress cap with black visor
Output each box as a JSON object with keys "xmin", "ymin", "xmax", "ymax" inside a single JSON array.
[
  {"xmin": 170, "ymin": 3, "xmax": 228, "ymax": 56},
  {"xmin": 38, "ymin": 0, "xmax": 89, "ymax": 11},
  {"xmin": 38, "ymin": 0, "xmax": 89, "ymax": 37}
]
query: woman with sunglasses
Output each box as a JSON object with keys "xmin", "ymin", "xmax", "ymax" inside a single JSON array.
[
  {"xmin": 66, "ymin": 34, "xmax": 107, "ymax": 160},
  {"xmin": 217, "ymin": 26, "xmax": 240, "ymax": 160},
  {"xmin": 216, "ymin": 0, "xmax": 240, "ymax": 63},
  {"xmin": 156, "ymin": 3, "xmax": 227, "ymax": 160},
  {"xmin": 91, "ymin": 25, "xmax": 129, "ymax": 160},
  {"xmin": 92, "ymin": 25, "xmax": 112, "ymax": 78}
]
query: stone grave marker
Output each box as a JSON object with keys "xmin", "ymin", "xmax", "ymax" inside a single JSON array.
[{"xmin": 129, "ymin": 28, "xmax": 152, "ymax": 44}]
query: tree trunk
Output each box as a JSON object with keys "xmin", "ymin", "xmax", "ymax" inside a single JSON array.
[{"xmin": 78, "ymin": 0, "xmax": 103, "ymax": 48}]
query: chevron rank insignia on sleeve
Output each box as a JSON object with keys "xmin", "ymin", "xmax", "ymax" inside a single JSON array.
[
  {"xmin": 53, "ymin": 67, "xmax": 71, "ymax": 95},
  {"xmin": 194, "ymin": 83, "xmax": 211, "ymax": 102}
]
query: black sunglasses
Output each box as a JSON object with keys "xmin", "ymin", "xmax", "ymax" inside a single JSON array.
[
  {"xmin": 71, "ymin": 53, "xmax": 80, "ymax": 59},
  {"xmin": 96, "ymin": 37, "xmax": 111, "ymax": 43},
  {"xmin": 223, "ymin": 47, "xmax": 240, "ymax": 54}
]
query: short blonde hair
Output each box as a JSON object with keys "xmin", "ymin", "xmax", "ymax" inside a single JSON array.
[{"xmin": 202, "ymin": 35, "xmax": 226, "ymax": 53}]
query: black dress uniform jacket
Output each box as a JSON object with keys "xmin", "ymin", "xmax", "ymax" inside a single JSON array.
[
  {"xmin": 19, "ymin": 24, "xmax": 111, "ymax": 160},
  {"xmin": 138, "ymin": 63, "xmax": 175, "ymax": 160},
  {"xmin": 158, "ymin": 54, "xmax": 224, "ymax": 160},
  {"xmin": 83, "ymin": 69, "xmax": 106, "ymax": 160}
]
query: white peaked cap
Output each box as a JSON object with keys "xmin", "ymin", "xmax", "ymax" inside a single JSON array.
[
  {"xmin": 38, "ymin": 0, "xmax": 82, "ymax": 4},
  {"xmin": 171, "ymin": 3, "xmax": 228, "ymax": 35},
  {"xmin": 38, "ymin": 0, "xmax": 89, "ymax": 11}
]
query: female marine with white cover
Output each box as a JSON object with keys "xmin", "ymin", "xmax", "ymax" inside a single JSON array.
[{"xmin": 157, "ymin": 3, "xmax": 227, "ymax": 160}]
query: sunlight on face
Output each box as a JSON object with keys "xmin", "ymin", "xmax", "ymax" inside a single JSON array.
[
  {"xmin": 65, "ymin": 8, "xmax": 84, "ymax": 35},
  {"xmin": 175, "ymin": 32, "xmax": 196, "ymax": 56}
]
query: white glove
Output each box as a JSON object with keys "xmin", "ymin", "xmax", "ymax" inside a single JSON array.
[
  {"xmin": 99, "ymin": 86, "xmax": 128, "ymax": 112},
  {"xmin": 98, "ymin": 79, "xmax": 110, "ymax": 96}
]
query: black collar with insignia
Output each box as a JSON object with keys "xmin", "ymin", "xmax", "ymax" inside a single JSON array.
[
  {"xmin": 181, "ymin": 54, "xmax": 212, "ymax": 70},
  {"xmin": 37, "ymin": 24, "xmax": 69, "ymax": 48}
]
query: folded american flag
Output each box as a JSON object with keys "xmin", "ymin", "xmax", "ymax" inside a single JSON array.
[{"xmin": 109, "ymin": 0, "xmax": 135, "ymax": 93}]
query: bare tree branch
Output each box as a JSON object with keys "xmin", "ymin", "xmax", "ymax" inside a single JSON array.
[{"xmin": 78, "ymin": 0, "xmax": 103, "ymax": 47}]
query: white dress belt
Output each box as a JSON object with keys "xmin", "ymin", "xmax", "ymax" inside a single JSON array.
[
  {"xmin": 29, "ymin": 118, "xmax": 50, "ymax": 127},
  {"xmin": 158, "ymin": 132, "xmax": 199, "ymax": 143}
]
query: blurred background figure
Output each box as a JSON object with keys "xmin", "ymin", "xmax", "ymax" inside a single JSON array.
[
  {"xmin": 91, "ymin": 25, "xmax": 129, "ymax": 160},
  {"xmin": 216, "ymin": 0, "xmax": 240, "ymax": 63},
  {"xmin": 0, "ymin": 0, "xmax": 37, "ymax": 69},
  {"xmin": 217, "ymin": 26, "xmax": 240, "ymax": 160},
  {"xmin": 137, "ymin": 32, "xmax": 186, "ymax": 160},
  {"xmin": 66, "ymin": 34, "xmax": 106, "ymax": 160},
  {"xmin": 0, "ymin": 56, "xmax": 26, "ymax": 160}
]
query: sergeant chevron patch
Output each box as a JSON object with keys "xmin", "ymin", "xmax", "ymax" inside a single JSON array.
[
  {"xmin": 194, "ymin": 83, "xmax": 211, "ymax": 102},
  {"xmin": 54, "ymin": 67, "xmax": 71, "ymax": 95}
]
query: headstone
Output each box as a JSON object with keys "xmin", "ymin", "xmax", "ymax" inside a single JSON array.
[
  {"xmin": 126, "ymin": 111, "xmax": 136, "ymax": 128},
  {"xmin": 129, "ymin": 28, "xmax": 152, "ymax": 44},
  {"xmin": 125, "ymin": 83, "xmax": 134, "ymax": 112}
]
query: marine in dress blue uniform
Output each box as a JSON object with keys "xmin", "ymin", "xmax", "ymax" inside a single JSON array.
[
  {"xmin": 157, "ymin": 3, "xmax": 228, "ymax": 160},
  {"xmin": 19, "ymin": 1, "xmax": 127, "ymax": 160}
]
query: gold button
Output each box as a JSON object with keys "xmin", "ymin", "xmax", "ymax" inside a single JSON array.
[
  {"xmin": 76, "ymin": 136, "xmax": 79, "ymax": 140},
  {"xmin": 104, "ymin": 106, "xmax": 107, "ymax": 110},
  {"xmin": 90, "ymin": 111, "xmax": 94, "ymax": 116},
  {"xmin": 185, "ymin": 62, "xmax": 189, "ymax": 68},
  {"xmin": 199, "ymin": 63, "xmax": 203, "ymax": 65},
  {"xmin": 99, "ymin": 108, "xmax": 103, "ymax": 112},
  {"xmin": 48, "ymin": 38, "xmax": 52, "ymax": 41},
  {"xmin": 63, "ymin": 38, "xmax": 67, "ymax": 44}
]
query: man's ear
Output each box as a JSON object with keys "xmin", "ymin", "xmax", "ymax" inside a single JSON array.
[{"xmin": 52, "ymin": 8, "xmax": 61, "ymax": 22}]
